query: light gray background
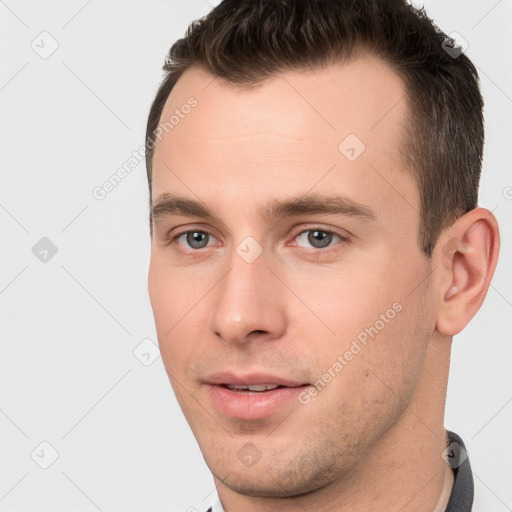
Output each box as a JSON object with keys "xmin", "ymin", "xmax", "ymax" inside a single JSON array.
[{"xmin": 1, "ymin": 1, "xmax": 511, "ymax": 511}]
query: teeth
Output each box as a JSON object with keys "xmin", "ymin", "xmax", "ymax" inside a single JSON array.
[{"xmin": 226, "ymin": 384, "xmax": 280, "ymax": 391}]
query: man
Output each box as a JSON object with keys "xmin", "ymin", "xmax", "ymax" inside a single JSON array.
[{"xmin": 145, "ymin": 0, "xmax": 500, "ymax": 510}]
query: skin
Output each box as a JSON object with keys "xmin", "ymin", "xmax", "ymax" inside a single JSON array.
[{"xmin": 148, "ymin": 55, "xmax": 500, "ymax": 511}]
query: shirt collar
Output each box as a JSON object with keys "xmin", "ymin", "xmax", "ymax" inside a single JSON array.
[{"xmin": 444, "ymin": 430, "xmax": 474, "ymax": 511}]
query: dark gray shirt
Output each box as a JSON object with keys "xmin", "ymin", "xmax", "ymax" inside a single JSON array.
[{"xmin": 445, "ymin": 431, "xmax": 474, "ymax": 511}]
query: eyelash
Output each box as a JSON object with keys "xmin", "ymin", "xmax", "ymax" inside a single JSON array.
[{"xmin": 169, "ymin": 226, "xmax": 348, "ymax": 253}]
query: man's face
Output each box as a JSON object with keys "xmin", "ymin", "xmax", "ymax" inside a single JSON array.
[{"xmin": 148, "ymin": 56, "xmax": 437, "ymax": 496}]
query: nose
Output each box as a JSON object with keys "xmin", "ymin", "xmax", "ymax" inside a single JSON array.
[{"xmin": 209, "ymin": 247, "xmax": 287, "ymax": 345}]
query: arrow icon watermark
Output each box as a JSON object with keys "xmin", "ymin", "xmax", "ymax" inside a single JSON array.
[{"xmin": 32, "ymin": 237, "xmax": 58, "ymax": 263}]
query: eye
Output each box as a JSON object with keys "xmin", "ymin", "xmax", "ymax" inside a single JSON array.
[
  {"xmin": 174, "ymin": 230, "xmax": 217, "ymax": 250},
  {"xmin": 294, "ymin": 229, "xmax": 343, "ymax": 249}
]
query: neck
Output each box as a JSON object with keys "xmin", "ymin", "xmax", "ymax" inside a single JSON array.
[{"xmin": 215, "ymin": 334, "xmax": 454, "ymax": 512}]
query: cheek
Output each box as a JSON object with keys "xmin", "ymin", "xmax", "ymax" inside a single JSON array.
[
  {"xmin": 287, "ymin": 259, "xmax": 402, "ymax": 348},
  {"xmin": 291, "ymin": 255, "xmax": 432, "ymax": 390},
  {"xmin": 148, "ymin": 261, "xmax": 174, "ymax": 335},
  {"xmin": 148, "ymin": 260, "xmax": 194, "ymax": 373},
  {"xmin": 305, "ymin": 302, "xmax": 431, "ymax": 450},
  {"xmin": 148, "ymin": 254, "xmax": 206, "ymax": 331},
  {"xmin": 148, "ymin": 257, "xmax": 221, "ymax": 382}
]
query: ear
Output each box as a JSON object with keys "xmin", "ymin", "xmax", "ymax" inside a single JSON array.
[{"xmin": 434, "ymin": 207, "xmax": 500, "ymax": 336}]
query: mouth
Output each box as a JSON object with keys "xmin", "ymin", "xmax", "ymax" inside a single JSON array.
[
  {"xmin": 203, "ymin": 372, "xmax": 310, "ymax": 420},
  {"xmin": 221, "ymin": 383, "xmax": 294, "ymax": 394}
]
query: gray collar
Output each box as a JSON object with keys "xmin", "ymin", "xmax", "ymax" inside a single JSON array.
[{"xmin": 444, "ymin": 431, "xmax": 474, "ymax": 511}]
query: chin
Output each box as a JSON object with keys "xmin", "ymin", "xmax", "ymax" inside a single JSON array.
[
  {"xmin": 209, "ymin": 453, "xmax": 343, "ymax": 499},
  {"xmin": 220, "ymin": 476, "xmax": 314, "ymax": 499}
]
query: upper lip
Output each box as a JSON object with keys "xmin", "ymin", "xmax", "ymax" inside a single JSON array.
[{"xmin": 204, "ymin": 371, "xmax": 309, "ymax": 388}]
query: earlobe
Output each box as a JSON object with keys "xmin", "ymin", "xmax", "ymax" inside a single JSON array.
[{"xmin": 435, "ymin": 208, "xmax": 500, "ymax": 336}]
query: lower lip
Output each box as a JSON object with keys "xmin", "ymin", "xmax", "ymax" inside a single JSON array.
[{"xmin": 205, "ymin": 384, "xmax": 308, "ymax": 420}]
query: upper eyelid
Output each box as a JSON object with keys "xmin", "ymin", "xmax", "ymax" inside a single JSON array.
[
  {"xmin": 293, "ymin": 229, "xmax": 344, "ymax": 241},
  {"xmin": 166, "ymin": 217, "xmax": 352, "ymax": 236}
]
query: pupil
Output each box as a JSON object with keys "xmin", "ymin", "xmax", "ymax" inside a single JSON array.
[
  {"xmin": 308, "ymin": 230, "xmax": 332, "ymax": 248},
  {"xmin": 188, "ymin": 231, "xmax": 207, "ymax": 248}
]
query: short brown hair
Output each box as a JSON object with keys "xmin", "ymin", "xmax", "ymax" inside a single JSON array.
[{"xmin": 145, "ymin": 0, "xmax": 484, "ymax": 256}]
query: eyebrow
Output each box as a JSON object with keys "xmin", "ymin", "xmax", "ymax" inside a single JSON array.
[{"xmin": 151, "ymin": 192, "xmax": 377, "ymax": 223}]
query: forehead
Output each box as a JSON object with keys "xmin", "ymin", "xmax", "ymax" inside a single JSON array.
[{"xmin": 151, "ymin": 56, "xmax": 417, "ymax": 226}]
